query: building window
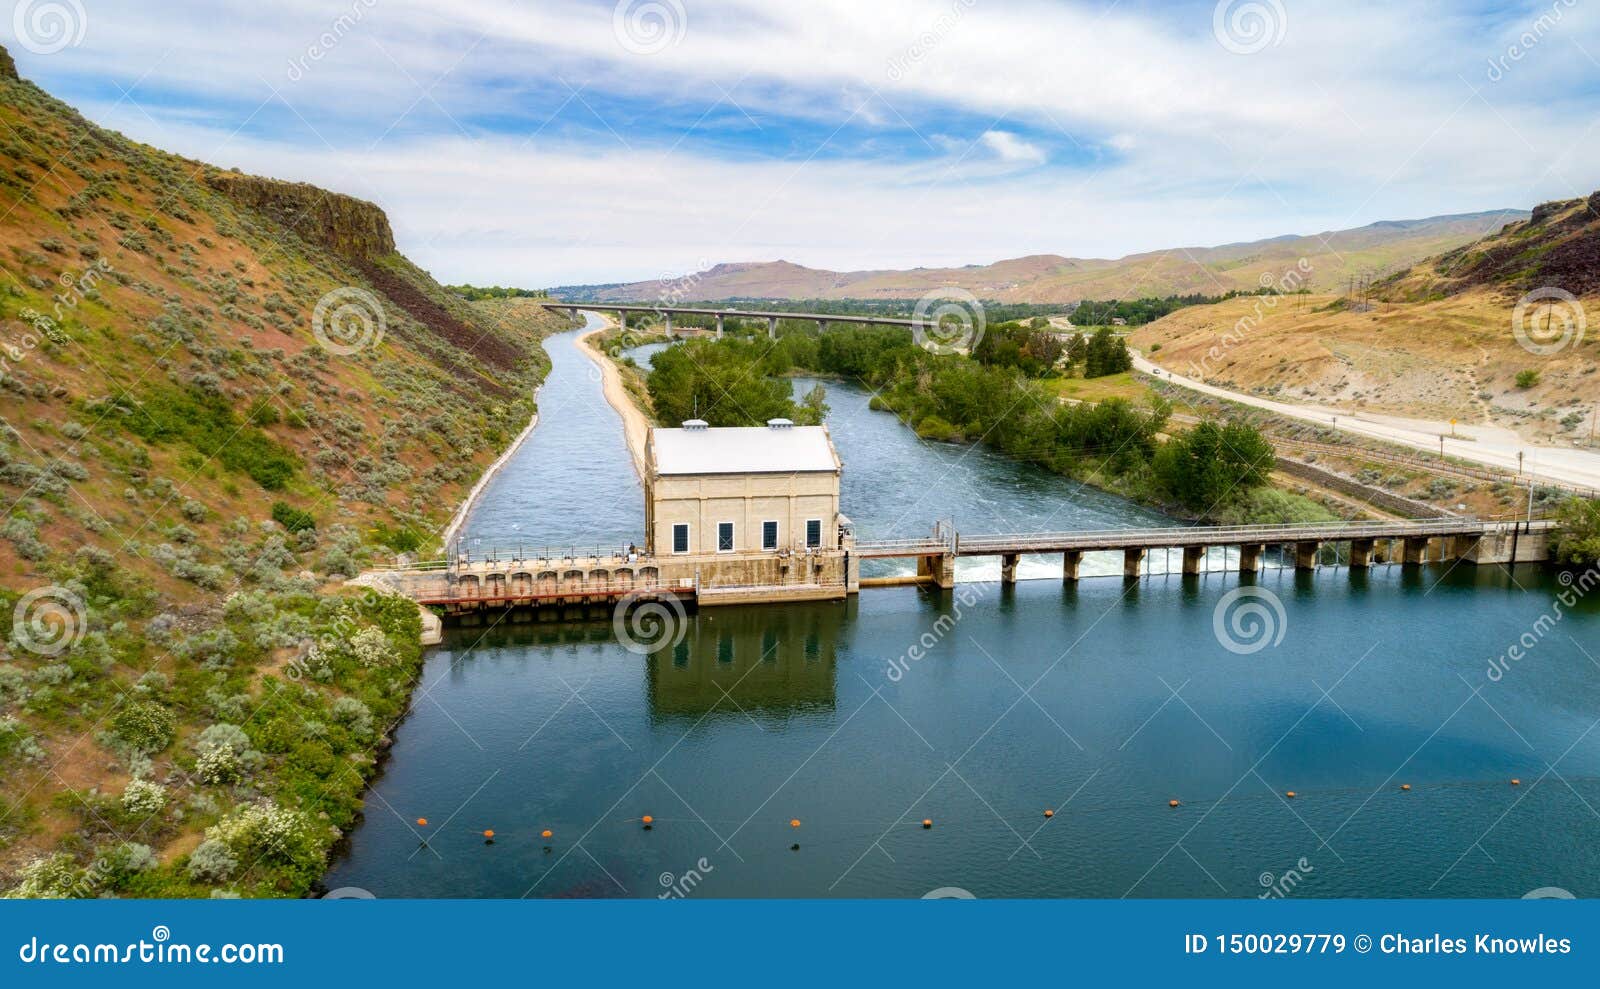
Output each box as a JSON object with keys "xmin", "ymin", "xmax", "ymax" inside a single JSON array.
[
  {"xmin": 717, "ymin": 521, "xmax": 735, "ymax": 553},
  {"xmin": 672, "ymin": 523, "xmax": 690, "ymax": 554},
  {"xmin": 762, "ymin": 520, "xmax": 778, "ymax": 550},
  {"xmin": 805, "ymin": 518, "xmax": 822, "ymax": 548}
]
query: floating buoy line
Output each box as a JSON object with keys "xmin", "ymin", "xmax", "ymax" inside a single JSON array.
[{"xmin": 404, "ymin": 777, "xmax": 1564, "ymax": 854}]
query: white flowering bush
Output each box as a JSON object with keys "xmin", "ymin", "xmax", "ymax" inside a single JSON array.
[
  {"xmin": 197, "ymin": 801, "xmax": 320, "ymax": 882},
  {"xmin": 196, "ymin": 744, "xmax": 242, "ymax": 785},
  {"xmin": 121, "ymin": 777, "xmax": 167, "ymax": 816},
  {"xmin": 6, "ymin": 854, "xmax": 91, "ymax": 899},
  {"xmin": 195, "ymin": 723, "xmax": 258, "ymax": 785},
  {"xmin": 349, "ymin": 625, "xmax": 391, "ymax": 667}
]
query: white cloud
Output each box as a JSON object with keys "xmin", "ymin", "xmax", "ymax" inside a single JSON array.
[
  {"xmin": 13, "ymin": 0, "xmax": 1600, "ymax": 284},
  {"xmin": 980, "ymin": 130, "xmax": 1045, "ymax": 165}
]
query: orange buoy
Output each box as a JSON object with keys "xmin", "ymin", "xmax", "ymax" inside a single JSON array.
[
  {"xmin": 1043, "ymin": 809, "xmax": 1054, "ymax": 818},
  {"xmin": 1169, "ymin": 799, "xmax": 1180, "ymax": 808},
  {"xmin": 790, "ymin": 819, "xmax": 801, "ymax": 828},
  {"xmin": 922, "ymin": 819, "xmax": 933, "ymax": 829},
  {"xmin": 1285, "ymin": 791, "xmax": 1296, "ymax": 799},
  {"xmin": 416, "ymin": 817, "xmax": 428, "ymax": 827},
  {"xmin": 1511, "ymin": 778, "xmax": 1521, "ymax": 786},
  {"xmin": 541, "ymin": 829, "xmax": 553, "ymax": 839},
  {"xmin": 1400, "ymin": 784, "xmax": 1411, "ymax": 791},
  {"xmin": 641, "ymin": 815, "xmax": 654, "ymax": 828},
  {"xmin": 483, "ymin": 829, "xmax": 495, "ymax": 840}
]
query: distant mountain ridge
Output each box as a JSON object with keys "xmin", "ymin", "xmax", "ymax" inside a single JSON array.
[{"xmin": 553, "ymin": 209, "xmax": 1529, "ymax": 305}]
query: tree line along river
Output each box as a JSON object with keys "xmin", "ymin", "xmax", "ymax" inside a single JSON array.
[{"xmin": 325, "ymin": 315, "xmax": 1600, "ymax": 898}]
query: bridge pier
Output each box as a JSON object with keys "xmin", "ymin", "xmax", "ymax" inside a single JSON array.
[
  {"xmin": 663, "ymin": 312, "xmax": 673, "ymax": 335},
  {"xmin": 1062, "ymin": 550, "xmax": 1081, "ymax": 581},
  {"xmin": 715, "ymin": 314, "xmax": 725, "ymax": 339},
  {"xmin": 917, "ymin": 553, "xmax": 957, "ymax": 589},
  {"xmin": 1295, "ymin": 541, "xmax": 1320, "ymax": 570},
  {"xmin": 1123, "ymin": 547, "xmax": 1145, "ymax": 579},
  {"xmin": 1350, "ymin": 538, "xmax": 1374, "ymax": 568},
  {"xmin": 616, "ymin": 310, "xmax": 626, "ymax": 332},
  {"xmin": 1402, "ymin": 536, "xmax": 1430, "ymax": 565},
  {"xmin": 1001, "ymin": 553, "xmax": 1019, "ymax": 584},
  {"xmin": 768, "ymin": 316, "xmax": 778, "ymax": 339},
  {"xmin": 1182, "ymin": 545, "xmax": 1206, "ymax": 575},
  {"xmin": 817, "ymin": 318, "xmax": 828, "ymax": 333},
  {"xmin": 568, "ymin": 307, "xmax": 578, "ymax": 320},
  {"xmin": 1238, "ymin": 544, "xmax": 1262, "ymax": 573}
]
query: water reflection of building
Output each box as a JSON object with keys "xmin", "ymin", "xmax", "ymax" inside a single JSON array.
[{"xmin": 646, "ymin": 604, "xmax": 845, "ymax": 720}]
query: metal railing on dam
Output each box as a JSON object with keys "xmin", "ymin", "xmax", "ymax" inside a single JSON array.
[
  {"xmin": 854, "ymin": 518, "xmax": 1549, "ymax": 559},
  {"xmin": 359, "ymin": 519, "xmax": 1555, "ymax": 620}
]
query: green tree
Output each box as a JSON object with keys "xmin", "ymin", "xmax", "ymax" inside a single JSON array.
[
  {"xmin": 1551, "ymin": 497, "xmax": 1600, "ymax": 565},
  {"xmin": 1084, "ymin": 326, "xmax": 1132, "ymax": 378},
  {"xmin": 647, "ymin": 338, "xmax": 799, "ymax": 426},
  {"xmin": 1154, "ymin": 420, "xmax": 1276, "ymax": 512}
]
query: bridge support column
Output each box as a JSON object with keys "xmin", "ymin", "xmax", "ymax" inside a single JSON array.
[
  {"xmin": 768, "ymin": 316, "xmax": 778, "ymax": 339},
  {"xmin": 1123, "ymin": 547, "xmax": 1145, "ymax": 579},
  {"xmin": 1238, "ymin": 544, "xmax": 1262, "ymax": 573},
  {"xmin": 1182, "ymin": 545, "xmax": 1206, "ymax": 575},
  {"xmin": 917, "ymin": 553, "xmax": 956, "ymax": 589},
  {"xmin": 663, "ymin": 312, "xmax": 673, "ymax": 335},
  {"xmin": 1295, "ymin": 541, "xmax": 1320, "ymax": 570},
  {"xmin": 1402, "ymin": 537, "xmax": 1430, "ymax": 565},
  {"xmin": 715, "ymin": 314, "xmax": 725, "ymax": 339},
  {"xmin": 1062, "ymin": 550, "xmax": 1081, "ymax": 581},
  {"xmin": 617, "ymin": 310, "xmax": 626, "ymax": 332},
  {"xmin": 1350, "ymin": 538, "xmax": 1374, "ymax": 569},
  {"xmin": 1445, "ymin": 535, "xmax": 1475, "ymax": 562},
  {"xmin": 1001, "ymin": 553, "xmax": 1019, "ymax": 585},
  {"xmin": 817, "ymin": 319, "xmax": 828, "ymax": 333}
]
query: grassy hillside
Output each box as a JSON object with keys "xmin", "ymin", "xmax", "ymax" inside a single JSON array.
[
  {"xmin": 0, "ymin": 47, "xmax": 568, "ymax": 896},
  {"xmin": 557, "ymin": 211, "xmax": 1525, "ymax": 305},
  {"xmin": 1131, "ymin": 194, "xmax": 1600, "ymax": 443}
]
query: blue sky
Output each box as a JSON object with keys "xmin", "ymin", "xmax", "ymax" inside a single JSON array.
[{"xmin": 6, "ymin": 0, "xmax": 1600, "ymax": 285}]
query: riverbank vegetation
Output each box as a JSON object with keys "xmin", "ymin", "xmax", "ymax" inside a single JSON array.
[{"xmin": 642, "ymin": 324, "xmax": 1331, "ymax": 523}]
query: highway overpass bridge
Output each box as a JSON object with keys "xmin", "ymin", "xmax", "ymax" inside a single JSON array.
[{"xmin": 543, "ymin": 302, "xmax": 921, "ymax": 338}]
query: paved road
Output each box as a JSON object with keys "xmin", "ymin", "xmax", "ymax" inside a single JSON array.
[{"xmin": 1132, "ymin": 353, "xmax": 1600, "ymax": 492}]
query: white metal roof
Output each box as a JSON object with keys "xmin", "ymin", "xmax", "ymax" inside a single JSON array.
[{"xmin": 651, "ymin": 424, "xmax": 838, "ymax": 476}]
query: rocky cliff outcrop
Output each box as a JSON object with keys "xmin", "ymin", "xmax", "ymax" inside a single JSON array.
[
  {"xmin": 204, "ymin": 171, "xmax": 395, "ymax": 260},
  {"xmin": 0, "ymin": 43, "xmax": 19, "ymax": 80}
]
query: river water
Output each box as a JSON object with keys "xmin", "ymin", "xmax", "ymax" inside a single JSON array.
[{"xmin": 326, "ymin": 320, "xmax": 1600, "ymax": 898}]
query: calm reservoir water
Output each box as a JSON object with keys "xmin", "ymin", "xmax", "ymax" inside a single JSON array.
[{"xmin": 327, "ymin": 319, "xmax": 1600, "ymax": 898}]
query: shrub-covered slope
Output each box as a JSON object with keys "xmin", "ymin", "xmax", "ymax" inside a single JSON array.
[{"xmin": 0, "ymin": 46, "xmax": 567, "ymax": 896}]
